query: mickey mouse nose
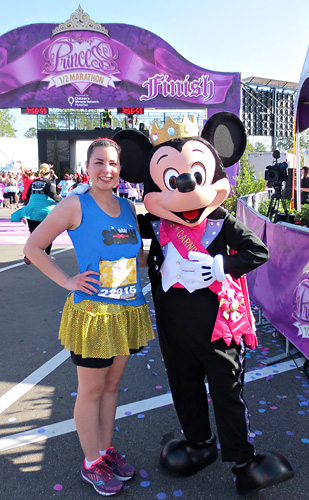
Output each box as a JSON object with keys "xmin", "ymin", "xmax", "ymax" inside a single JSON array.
[{"xmin": 176, "ymin": 173, "xmax": 196, "ymax": 193}]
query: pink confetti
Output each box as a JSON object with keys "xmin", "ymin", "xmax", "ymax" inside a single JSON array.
[{"xmin": 53, "ymin": 484, "xmax": 63, "ymax": 491}]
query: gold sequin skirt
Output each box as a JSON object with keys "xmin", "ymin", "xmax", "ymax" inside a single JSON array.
[{"xmin": 58, "ymin": 294, "xmax": 155, "ymax": 359}]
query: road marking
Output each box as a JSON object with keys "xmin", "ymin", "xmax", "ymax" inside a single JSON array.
[
  {"xmin": 0, "ymin": 357, "xmax": 304, "ymax": 452},
  {"xmin": 0, "ymin": 350, "xmax": 70, "ymax": 415},
  {"xmin": 0, "ymin": 248, "xmax": 72, "ymax": 272},
  {"xmin": 0, "ymin": 283, "xmax": 152, "ymax": 415}
]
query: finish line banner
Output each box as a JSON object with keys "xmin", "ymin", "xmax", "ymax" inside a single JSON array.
[{"xmin": 0, "ymin": 6, "xmax": 240, "ymax": 111}]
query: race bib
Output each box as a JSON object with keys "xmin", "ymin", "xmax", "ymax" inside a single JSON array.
[{"xmin": 98, "ymin": 257, "xmax": 137, "ymax": 300}]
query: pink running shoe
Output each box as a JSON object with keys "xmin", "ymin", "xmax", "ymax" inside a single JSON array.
[
  {"xmin": 103, "ymin": 447, "xmax": 135, "ymax": 481},
  {"xmin": 81, "ymin": 458, "xmax": 123, "ymax": 496}
]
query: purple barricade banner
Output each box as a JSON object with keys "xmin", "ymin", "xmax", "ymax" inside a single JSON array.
[
  {"xmin": 238, "ymin": 200, "xmax": 309, "ymax": 359},
  {"xmin": 0, "ymin": 6, "xmax": 240, "ymax": 110}
]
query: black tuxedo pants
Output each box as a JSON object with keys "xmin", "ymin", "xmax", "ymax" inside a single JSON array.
[{"xmin": 155, "ymin": 283, "xmax": 255, "ymax": 463}]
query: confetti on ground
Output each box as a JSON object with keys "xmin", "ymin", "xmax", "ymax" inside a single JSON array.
[
  {"xmin": 157, "ymin": 493, "xmax": 166, "ymax": 499},
  {"xmin": 53, "ymin": 484, "xmax": 63, "ymax": 491},
  {"xmin": 139, "ymin": 469, "xmax": 148, "ymax": 478},
  {"xmin": 140, "ymin": 481, "xmax": 150, "ymax": 487},
  {"xmin": 137, "ymin": 414, "xmax": 145, "ymax": 419},
  {"xmin": 173, "ymin": 491, "xmax": 183, "ymax": 498}
]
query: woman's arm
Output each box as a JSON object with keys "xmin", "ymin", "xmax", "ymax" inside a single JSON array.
[
  {"xmin": 24, "ymin": 196, "xmax": 100, "ymax": 294},
  {"xmin": 45, "ymin": 179, "xmax": 62, "ymax": 202},
  {"xmin": 127, "ymin": 199, "xmax": 149, "ymax": 267}
]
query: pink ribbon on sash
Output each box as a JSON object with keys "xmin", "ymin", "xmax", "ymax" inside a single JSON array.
[{"xmin": 159, "ymin": 218, "xmax": 257, "ymax": 350}]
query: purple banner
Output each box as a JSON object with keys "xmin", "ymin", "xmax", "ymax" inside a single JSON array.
[
  {"xmin": 238, "ymin": 200, "xmax": 309, "ymax": 359},
  {"xmin": 0, "ymin": 7, "xmax": 240, "ymax": 110}
]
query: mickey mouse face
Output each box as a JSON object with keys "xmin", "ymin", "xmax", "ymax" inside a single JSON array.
[
  {"xmin": 144, "ymin": 139, "xmax": 230, "ymax": 226},
  {"xmin": 113, "ymin": 112, "xmax": 246, "ymax": 227}
]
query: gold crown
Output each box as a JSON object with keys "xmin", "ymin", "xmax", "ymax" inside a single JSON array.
[
  {"xmin": 149, "ymin": 115, "xmax": 199, "ymax": 146},
  {"xmin": 51, "ymin": 6, "xmax": 110, "ymax": 39}
]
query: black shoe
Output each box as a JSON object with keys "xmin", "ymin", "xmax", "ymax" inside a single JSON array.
[
  {"xmin": 233, "ymin": 452, "xmax": 294, "ymax": 495},
  {"xmin": 160, "ymin": 434, "xmax": 218, "ymax": 476}
]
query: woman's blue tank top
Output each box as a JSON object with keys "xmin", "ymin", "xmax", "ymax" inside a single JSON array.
[{"xmin": 68, "ymin": 192, "xmax": 145, "ymax": 306}]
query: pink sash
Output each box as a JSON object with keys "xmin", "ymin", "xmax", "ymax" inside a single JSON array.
[{"xmin": 160, "ymin": 219, "xmax": 257, "ymax": 350}]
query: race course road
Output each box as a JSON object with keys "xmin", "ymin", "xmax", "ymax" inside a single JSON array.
[{"xmin": 0, "ymin": 207, "xmax": 308, "ymax": 500}]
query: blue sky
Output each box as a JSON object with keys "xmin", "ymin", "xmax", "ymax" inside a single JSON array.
[{"xmin": 1, "ymin": 0, "xmax": 308, "ymax": 136}]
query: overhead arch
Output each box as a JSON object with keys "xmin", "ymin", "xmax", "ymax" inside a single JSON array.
[{"xmin": 0, "ymin": 6, "xmax": 240, "ymax": 114}]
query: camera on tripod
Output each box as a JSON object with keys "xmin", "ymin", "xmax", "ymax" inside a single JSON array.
[
  {"xmin": 265, "ymin": 150, "xmax": 294, "ymax": 223},
  {"xmin": 265, "ymin": 150, "xmax": 288, "ymax": 185}
]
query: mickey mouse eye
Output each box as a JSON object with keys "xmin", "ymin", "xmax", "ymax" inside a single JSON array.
[
  {"xmin": 191, "ymin": 163, "xmax": 206, "ymax": 185},
  {"xmin": 164, "ymin": 168, "xmax": 179, "ymax": 190}
]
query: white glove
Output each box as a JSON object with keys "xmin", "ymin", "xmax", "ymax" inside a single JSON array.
[{"xmin": 180, "ymin": 251, "xmax": 226, "ymax": 291}]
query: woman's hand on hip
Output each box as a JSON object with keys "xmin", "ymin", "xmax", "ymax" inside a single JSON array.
[{"xmin": 66, "ymin": 271, "xmax": 101, "ymax": 294}]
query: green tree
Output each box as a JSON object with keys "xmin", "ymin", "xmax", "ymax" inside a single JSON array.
[
  {"xmin": 24, "ymin": 127, "xmax": 37, "ymax": 138},
  {"xmin": 223, "ymin": 140, "xmax": 266, "ymax": 216},
  {"xmin": 38, "ymin": 109, "xmax": 101, "ymax": 130},
  {"xmin": 0, "ymin": 109, "xmax": 17, "ymax": 137},
  {"xmin": 274, "ymin": 129, "xmax": 309, "ymax": 165}
]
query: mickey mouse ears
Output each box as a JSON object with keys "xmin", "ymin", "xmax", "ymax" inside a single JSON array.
[{"xmin": 201, "ymin": 112, "xmax": 247, "ymax": 167}]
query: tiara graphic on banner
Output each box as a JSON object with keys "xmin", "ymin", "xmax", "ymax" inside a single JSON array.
[
  {"xmin": 51, "ymin": 5, "xmax": 110, "ymax": 38},
  {"xmin": 149, "ymin": 116, "xmax": 199, "ymax": 146}
]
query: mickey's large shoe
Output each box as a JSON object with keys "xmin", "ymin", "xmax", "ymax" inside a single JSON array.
[
  {"xmin": 233, "ymin": 452, "xmax": 294, "ymax": 495},
  {"xmin": 160, "ymin": 434, "xmax": 218, "ymax": 476}
]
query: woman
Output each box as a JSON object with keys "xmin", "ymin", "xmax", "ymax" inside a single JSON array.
[
  {"xmin": 4, "ymin": 173, "xmax": 19, "ymax": 209},
  {"xmin": 23, "ymin": 138, "xmax": 154, "ymax": 497},
  {"xmin": 118, "ymin": 177, "xmax": 131, "ymax": 198},
  {"xmin": 11, "ymin": 164, "xmax": 61, "ymax": 263},
  {"xmin": 21, "ymin": 169, "xmax": 36, "ymax": 205},
  {"xmin": 57, "ymin": 173, "xmax": 74, "ymax": 197}
]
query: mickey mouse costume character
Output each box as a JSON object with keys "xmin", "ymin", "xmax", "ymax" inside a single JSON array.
[{"xmin": 113, "ymin": 113, "xmax": 294, "ymax": 495}]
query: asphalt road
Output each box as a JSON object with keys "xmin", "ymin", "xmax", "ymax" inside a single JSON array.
[{"xmin": 0, "ymin": 206, "xmax": 308, "ymax": 500}]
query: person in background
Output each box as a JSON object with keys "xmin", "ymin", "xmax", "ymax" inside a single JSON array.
[
  {"xmin": 11, "ymin": 163, "xmax": 62, "ymax": 264},
  {"xmin": 21, "ymin": 169, "xmax": 37, "ymax": 206},
  {"xmin": 68, "ymin": 173, "xmax": 83, "ymax": 192},
  {"xmin": 102, "ymin": 109, "xmax": 112, "ymax": 127},
  {"xmin": 23, "ymin": 138, "xmax": 154, "ymax": 497},
  {"xmin": 4, "ymin": 173, "xmax": 19, "ymax": 209},
  {"xmin": 0, "ymin": 176, "xmax": 5, "ymax": 208},
  {"xmin": 300, "ymin": 166, "xmax": 309, "ymax": 204},
  {"xmin": 118, "ymin": 178, "xmax": 132, "ymax": 198},
  {"xmin": 81, "ymin": 171, "xmax": 89, "ymax": 184},
  {"xmin": 128, "ymin": 183, "xmax": 140, "ymax": 204},
  {"xmin": 49, "ymin": 168, "xmax": 58, "ymax": 186},
  {"xmin": 57, "ymin": 173, "xmax": 74, "ymax": 198}
]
